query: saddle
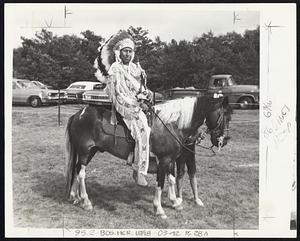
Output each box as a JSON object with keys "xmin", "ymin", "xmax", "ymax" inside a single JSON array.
[
  {"xmin": 102, "ymin": 110, "xmax": 135, "ymax": 143},
  {"xmin": 101, "ymin": 107, "xmax": 158, "ymax": 174},
  {"xmin": 102, "ymin": 101, "xmax": 154, "ymax": 143}
]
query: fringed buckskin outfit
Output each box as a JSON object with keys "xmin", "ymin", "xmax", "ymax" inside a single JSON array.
[
  {"xmin": 94, "ymin": 30, "xmax": 151, "ymax": 183},
  {"xmin": 107, "ymin": 61, "xmax": 151, "ymax": 176}
]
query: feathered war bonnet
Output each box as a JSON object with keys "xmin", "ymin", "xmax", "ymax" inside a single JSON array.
[{"xmin": 94, "ymin": 30, "xmax": 135, "ymax": 83}]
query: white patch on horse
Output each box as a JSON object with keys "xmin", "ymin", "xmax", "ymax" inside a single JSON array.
[
  {"xmin": 154, "ymin": 97, "xmax": 197, "ymax": 129},
  {"xmin": 79, "ymin": 107, "xmax": 87, "ymax": 119}
]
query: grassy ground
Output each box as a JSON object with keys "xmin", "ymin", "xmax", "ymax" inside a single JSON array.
[{"xmin": 11, "ymin": 104, "xmax": 259, "ymax": 229}]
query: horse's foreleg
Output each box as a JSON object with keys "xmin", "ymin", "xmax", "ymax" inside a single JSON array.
[
  {"xmin": 78, "ymin": 165, "xmax": 93, "ymax": 210},
  {"xmin": 153, "ymin": 186, "xmax": 167, "ymax": 219},
  {"xmin": 168, "ymin": 174, "xmax": 182, "ymax": 210},
  {"xmin": 189, "ymin": 176, "xmax": 204, "ymax": 207},
  {"xmin": 186, "ymin": 154, "xmax": 204, "ymax": 207},
  {"xmin": 175, "ymin": 158, "xmax": 185, "ymax": 207},
  {"xmin": 153, "ymin": 165, "xmax": 167, "ymax": 219},
  {"xmin": 176, "ymin": 176, "xmax": 184, "ymax": 205}
]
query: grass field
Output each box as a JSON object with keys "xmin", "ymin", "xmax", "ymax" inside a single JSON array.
[{"xmin": 11, "ymin": 104, "xmax": 259, "ymax": 229}]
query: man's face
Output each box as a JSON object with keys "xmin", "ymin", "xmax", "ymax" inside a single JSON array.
[{"xmin": 120, "ymin": 47, "xmax": 133, "ymax": 65}]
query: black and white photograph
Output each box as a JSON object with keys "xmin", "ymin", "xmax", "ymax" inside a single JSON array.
[{"xmin": 4, "ymin": 3, "xmax": 296, "ymax": 238}]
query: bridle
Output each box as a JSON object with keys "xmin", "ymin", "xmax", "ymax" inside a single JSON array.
[{"xmin": 196, "ymin": 106, "xmax": 229, "ymax": 153}]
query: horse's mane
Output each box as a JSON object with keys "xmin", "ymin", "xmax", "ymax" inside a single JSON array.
[{"xmin": 154, "ymin": 97, "xmax": 197, "ymax": 129}]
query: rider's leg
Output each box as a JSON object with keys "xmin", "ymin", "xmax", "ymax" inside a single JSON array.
[{"xmin": 132, "ymin": 112, "xmax": 150, "ymax": 186}]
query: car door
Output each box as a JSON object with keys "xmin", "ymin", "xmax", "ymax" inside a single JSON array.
[
  {"xmin": 12, "ymin": 81, "xmax": 24, "ymax": 103},
  {"xmin": 219, "ymin": 78, "xmax": 232, "ymax": 96},
  {"xmin": 209, "ymin": 78, "xmax": 232, "ymax": 98}
]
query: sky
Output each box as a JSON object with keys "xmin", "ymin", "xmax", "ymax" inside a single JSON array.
[{"xmin": 7, "ymin": 3, "xmax": 259, "ymax": 48}]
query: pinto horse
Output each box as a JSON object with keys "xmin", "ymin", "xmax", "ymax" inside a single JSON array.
[{"xmin": 65, "ymin": 95, "xmax": 231, "ymax": 219}]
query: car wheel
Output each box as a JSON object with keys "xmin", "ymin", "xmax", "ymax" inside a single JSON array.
[
  {"xmin": 239, "ymin": 97, "xmax": 253, "ymax": 110},
  {"xmin": 30, "ymin": 96, "xmax": 42, "ymax": 107}
]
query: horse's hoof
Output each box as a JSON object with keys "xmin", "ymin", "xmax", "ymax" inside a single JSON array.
[
  {"xmin": 83, "ymin": 204, "xmax": 93, "ymax": 211},
  {"xmin": 195, "ymin": 198, "xmax": 204, "ymax": 207},
  {"xmin": 153, "ymin": 206, "xmax": 167, "ymax": 219},
  {"xmin": 73, "ymin": 199, "xmax": 81, "ymax": 205},
  {"xmin": 156, "ymin": 213, "xmax": 167, "ymax": 219},
  {"xmin": 81, "ymin": 203, "xmax": 93, "ymax": 211},
  {"xmin": 174, "ymin": 205, "xmax": 183, "ymax": 211},
  {"xmin": 171, "ymin": 198, "xmax": 183, "ymax": 209},
  {"xmin": 80, "ymin": 200, "xmax": 93, "ymax": 210}
]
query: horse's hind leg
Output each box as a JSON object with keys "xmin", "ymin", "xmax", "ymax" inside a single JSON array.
[
  {"xmin": 69, "ymin": 163, "xmax": 81, "ymax": 204},
  {"xmin": 77, "ymin": 148, "xmax": 98, "ymax": 210},
  {"xmin": 78, "ymin": 164, "xmax": 93, "ymax": 210}
]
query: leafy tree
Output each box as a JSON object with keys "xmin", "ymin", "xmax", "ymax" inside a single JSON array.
[
  {"xmin": 13, "ymin": 27, "xmax": 259, "ymax": 91},
  {"xmin": 13, "ymin": 29, "xmax": 104, "ymax": 89}
]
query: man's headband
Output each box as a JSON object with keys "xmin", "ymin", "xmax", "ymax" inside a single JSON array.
[{"xmin": 114, "ymin": 38, "xmax": 135, "ymax": 51}]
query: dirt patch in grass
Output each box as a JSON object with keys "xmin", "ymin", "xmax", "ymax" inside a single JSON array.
[{"xmin": 11, "ymin": 104, "xmax": 259, "ymax": 229}]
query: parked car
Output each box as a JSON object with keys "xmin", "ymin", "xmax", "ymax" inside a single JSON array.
[
  {"xmin": 82, "ymin": 83, "xmax": 111, "ymax": 106},
  {"xmin": 165, "ymin": 75, "xmax": 259, "ymax": 109},
  {"xmin": 12, "ymin": 78, "xmax": 67, "ymax": 107},
  {"xmin": 82, "ymin": 82, "xmax": 165, "ymax": 107},
  {"xmin": 207, "ymin": 75, "xmax": 259, "ymax": 109},
  {"xmin": 65, "ymin": 81, "xmax": 101, "ymax": 103}
]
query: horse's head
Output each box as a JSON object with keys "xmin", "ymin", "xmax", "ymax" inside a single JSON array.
[{"xmin": 205, "ymin": 96, "xmax": 232, "ymax": 148}]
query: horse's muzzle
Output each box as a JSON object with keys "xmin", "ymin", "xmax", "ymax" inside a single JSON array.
[{"xmin": 211, "ymin": 134, "xmax": 230, "ymax": 148}]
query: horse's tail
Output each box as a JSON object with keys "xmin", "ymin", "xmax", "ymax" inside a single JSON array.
[{"xmin": 65, "ymin": 114, "xmax": 77, "ymax": 199}]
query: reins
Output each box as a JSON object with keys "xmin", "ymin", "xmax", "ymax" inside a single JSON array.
[
  {"xmin": 146, "ymin": 102, "xmax": 225, "ymax": 155},
  {"xmin": 148, "ymin": 106, "xmax": 199, "ymax": 155}
]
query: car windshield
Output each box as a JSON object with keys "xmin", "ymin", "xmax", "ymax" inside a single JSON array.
[
  {"xmin": 213, "ymin": 78, "xmax": 226, "ymax": 87},
  {"xmin": 33, "ymin": 81, "xmax": 47, "ymax": 89},
  {"xmin": 93, "ymin": 84, "xmax": 106, "ymax": 90},
  {"xmin": 17, "ymin": 80, "xmax": 39, "ymax": 89},
  {"xmin": 68, "ymin": 85, "xmax": 87, "ymax": 89}
]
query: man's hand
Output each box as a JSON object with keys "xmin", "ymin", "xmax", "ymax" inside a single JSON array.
[
  {"xmin": 140, "ymin": 102, "xmax": 149, "ymax": 112},
  {"xmin": 136, "ymin": 92, "xmax": 148, "ymax": 101},
  {"xmin": 146, "ymin": 91, "xmax": 153, "ymax": 103}
]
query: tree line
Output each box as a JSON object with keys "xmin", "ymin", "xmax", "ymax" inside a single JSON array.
[{"xmin": 13, "ymin": 26, "xmax": 259, "ymax": 90}]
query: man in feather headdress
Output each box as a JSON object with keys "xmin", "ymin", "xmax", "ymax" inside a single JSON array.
[{"xmin": 94, "ymin": 30, "xmax": 152, "ymax": 186}]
